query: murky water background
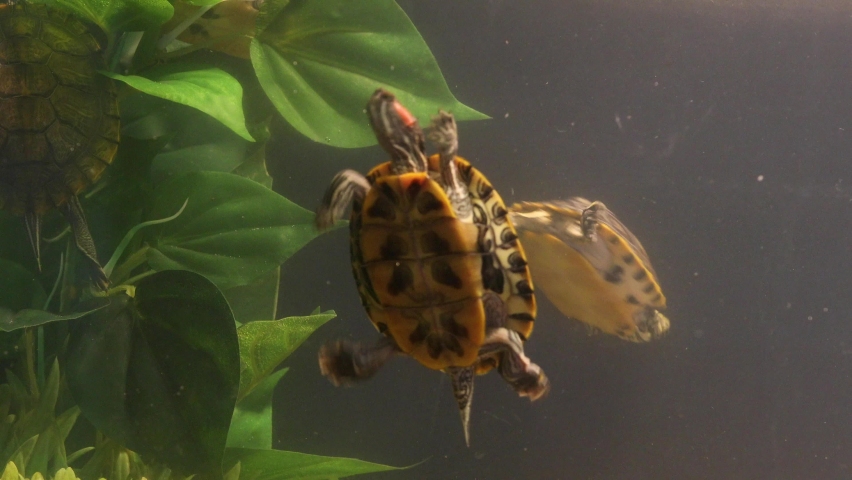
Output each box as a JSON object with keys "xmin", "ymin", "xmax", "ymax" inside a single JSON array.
[{"xmin": 269, "ymin": 1, "xmax": 852, "ymax": 478}]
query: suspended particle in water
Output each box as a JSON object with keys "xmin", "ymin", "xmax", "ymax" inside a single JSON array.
[{"xmin": 757, "ymin": 175, "xmax": 765, "ymax": 182}]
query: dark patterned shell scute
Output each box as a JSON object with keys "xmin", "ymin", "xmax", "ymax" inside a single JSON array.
[
  {"xmin": 0, "ymin": 3, "xmax": 119, "ymax": 216},
  {"xmin": 349, "ymin": 156, "xmax": 537, "ymax": 372},
  {"xmin": 437, "ymin": 155, "xmax": 537, "ymax": 339},
  {"xmin": 350, "ymin": 163, "xmax": 488, "ymax": 371}
]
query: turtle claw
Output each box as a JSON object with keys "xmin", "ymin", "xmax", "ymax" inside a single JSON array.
[
  {"xmin": 580, "ymin": 201, "xmax": 605, "ymax": 241},
  {"xmin": 428, "ymin": 110, "xmax": 458, "ymax": 160},
  {"xmin": 61, "ymin": 196, "xmax": 109, "ymax": 290}
]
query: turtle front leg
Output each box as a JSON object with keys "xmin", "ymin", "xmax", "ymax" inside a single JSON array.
[
  {"xmin": 580, "ymin": 201, "xmax": 606, "ymax": 241},
  {"xmin": 318, "ymin": 335, "xmax": 399, "ymax": 386},
  {"xmin": 428, "ymin": 111, "xmax": 473, "ymax": 223},
  {"xmin": 315, "ymin": 170, "xmax": 370, "ymax": 231},
  {"xmin": 60, "ymin": 195, "xmax": 108, "ymax": 290}
]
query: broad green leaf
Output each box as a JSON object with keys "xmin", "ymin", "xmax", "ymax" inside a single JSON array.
[
  {"xmin": 33, "ymin": 0, "xmax": 174, "ymax": 34},
  {"xmin": 55, "ymin": 408, "xmax": 81, "ymax": 442},
  {"xmin": 231, "ymin": 118, "xmax": 274, "ymax": 189},
  {"xmin": 81, "ymin": 136, "xmax": 163, "ymax": 261},
  {"xmin": 251, "ymin": 0, "xmax": 488, "ymax": 148},
  {"xmin": 222, "ymin": 268, "xmax": 280, "ymax": 324},
  {"xmin": 8, "ymin": 436, "xmax": 38, "ymax": 476},
  {"xmin": 65, "ymin": 271, "xmax": 240, "ymax": 476},
  {"xmin": 184, "ymin": 0, "xmax": 224, "ymax": 5},
  {"xmin": 105, "ymin": 66, "xmax": 253, "ymax": 141},
  {"xmin": 26, "ymin": 424, "xmax": 61, "ymax": 476},
  {"xmin": 0, "ymin": 213, "xmax": 35, "ymax": 271},
  {"xmin": 144, "ymin": 172, "xmax": 318, "ymax": 290},
  {"xmin": 23, "ymin": 360, "xmax": 60, "ymax": 442},
  {"xmin": 119, "ymin": 94, "xmax": 251, "ymax": 183},
  {"xmin": 237, "ymin": 312, "xmax": 335, "ymax": 400},
  {"xmin": 226, "ymin": 368, "xmax": 286, "ymax": 450},
  {"xmin": 223, "ymin": 448, "xmax": 398, "ymax": 480},
  {"xmin": 0, "ymin": 302, "xmax": 108, "ymax": 333},
  {"xmin": 0, "ymin": 259, "xmax": 46, "ymax": 312}
]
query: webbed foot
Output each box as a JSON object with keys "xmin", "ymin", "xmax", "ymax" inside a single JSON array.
[
  {"xmin": 318, "ymin": 336, "xmax": 398, "ymax": 386},
  {"xmin": 315, "ymin": 170, "xmax": 370, "ymax": 231},
  {"xmin": 480, "ymin": 328, "xmax": 550, "ymax": 401}
]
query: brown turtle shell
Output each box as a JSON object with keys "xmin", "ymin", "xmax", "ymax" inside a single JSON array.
[
  {"xmin": 350, "ymin": 154, "xmax": 536, "ymax": 371},
  {"xmin": 511, "ymin": 198, "xmax": 670, "ymax": 342},
  {"xmin": 0, "ymin": 3, "xmax": 119, "ymax": 217}
]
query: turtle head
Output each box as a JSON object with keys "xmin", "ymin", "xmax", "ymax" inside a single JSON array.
[{"xmin": 367, "ymin": 89, "xmax": 427, "ymax": 174}]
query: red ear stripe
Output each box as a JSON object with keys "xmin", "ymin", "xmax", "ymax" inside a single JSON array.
[{"xmin": 392, "ymin": 101, "xmax": 417, "ymax": 128}]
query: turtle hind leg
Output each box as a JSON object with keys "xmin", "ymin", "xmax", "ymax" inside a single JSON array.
[
  {"xmin": 480, "ymin": 328, "xmax": 550, "ymax": 401},
  {"xmin": 446, "ymin": 365, "xmax": 475, "ymax": 447},
  {"xmin": 318, "ymin": 335, "xmax": 398, "ymax": 386},
  {"xmin": 315, "ymin": 170, "xmax": 370, "ymax": 231},
  {"xmin": 480, "ymin": 292, "xmax": 550, "ymax": 400},
  {"xmin": 60, "ymin": 195, "xmax": 108, "ymax": 290}
]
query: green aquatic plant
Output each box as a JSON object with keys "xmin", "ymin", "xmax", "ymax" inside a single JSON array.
[
  {"xmin": 0, "ymin": 0, "xmax": 483, "ymax": 478},
  {"xmin": 1, "ymin": 462, "xmax": 81, "ymax": 480}
]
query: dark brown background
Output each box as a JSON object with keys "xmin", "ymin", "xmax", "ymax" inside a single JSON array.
[{"xmin": 268, "ymin": 1, "xmax": 852, "ymax": 478}]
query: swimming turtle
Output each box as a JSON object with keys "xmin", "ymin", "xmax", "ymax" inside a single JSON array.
[
  {"xmin": 0, "ymin": 2, "xmax": 119, "ymax": 288},
  {"xmin": 315, "ymin": 89, "xmax": 549, "ymax": 445},
  {"xmin": 510, "ymin": 198, "xmax": 670, "ymax": 342}
]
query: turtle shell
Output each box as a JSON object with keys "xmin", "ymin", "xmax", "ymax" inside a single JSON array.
[
  {"xmin": 0, "ymin": 3, "xmax": 119, "ymax": 216},
  {"xmin": 350, "ymin": 155, "xmax": 536, "ymax": 371},
  {"xmin": 510, "ymin": 198, "xmax": 669, "ymax": 342}
]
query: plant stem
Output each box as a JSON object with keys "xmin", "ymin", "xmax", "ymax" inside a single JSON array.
[
  {"xmin": 24, "ymin": 329, "xmax": 38, "ymax": 397},
  {"xmin": 37, "ymin": 326, "xmax": 44, "ymax": 389},
  {"xmin": 124, "ymin": 270, "xmax": 157, "ymax": 286},
  {"xmin": 110, "ymin": 245, "xmax": 150, "ymax": 285}
]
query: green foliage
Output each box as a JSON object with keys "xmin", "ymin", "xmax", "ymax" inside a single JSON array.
[
  {"xmin": 236, "ymin": 313, "xmax": 336, "ymax": 401},
  {"xmin": 1, "ymin": 462, "xmax": 81, "ymax": 480},
  {"xmin": 0, "ymin": 305, "xmax": 108, "ymax": 334},
  {"xmin": 252, "ymin": 0, "xmax": 488, "ymax": 147},
  {"xmin": 0, "ymin": 361, "xmax": 81, "ymax": 478},
  {"xmin": 0, "ymin": 0, "xmax": 487, "ymax": 477},
  {"xmin": 141, "ymin": 172, "xmax": 319, "ymax": 290},
  {"xmin": 104, "ymin": 66, "xmax": 254, "ymax": 142},
  {"xmin": 65, "ymin": 271, "xmax": 240, "ymax": 477},
  {"xmin": 31, "ymin": 0, "xmax": 173, "ymax": 34},
  {"xmin": 0, "ymin": 261, "xmax": 46, "ymax": 314},
  {"xmin": 223, "ymin": 449, "xmax": 398, "ymax": 480}
]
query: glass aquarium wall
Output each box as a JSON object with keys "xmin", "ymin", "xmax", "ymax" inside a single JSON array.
[
  {"xmin": 275, "ymin": 1, "xmax": 852, "ymax": 479},
  {"xmin": 0, "ymin": 0, "xmax": 849, "ymax": 479}
]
